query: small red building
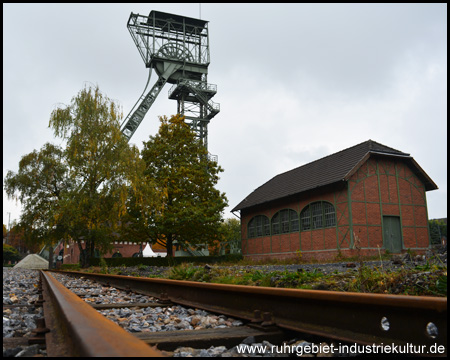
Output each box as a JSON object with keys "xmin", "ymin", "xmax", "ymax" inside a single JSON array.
[
  {"xmin": 53, "ymin": 240, "xmax": 167, "ymax": 265},
  {"xmin": 232, "ymin": 140, "xmax": 438, "ymax": 262}
]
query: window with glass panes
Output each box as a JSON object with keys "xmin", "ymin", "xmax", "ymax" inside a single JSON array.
[
  {"xmin": 311, "ymin": 202, "xmax": 323, "ymax": 229},
  {"xmin": 300, "ymin": 202, "xmax": 336, "ymax": 231},
  {"xmin": 272, "ymin": 209, "xmax": 298, "ymax": 235},
  {"xmin": 248, "ymin": 215, "xmax": 270, "ymax": 238},
  {"xmin": 300, "ymin": 206, "xmax": 311, "ymax": 230},
  {"xmin": 324, "ymin": 202, "xmax": 336, "ymax": 227}
]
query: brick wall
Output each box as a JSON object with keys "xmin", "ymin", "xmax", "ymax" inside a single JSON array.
[
  {"xmin": 56, "ymin": 241, "xmax": 148, "ymax": 264},
  {"xmin": 349, "ymin": 157, "xmax": 430, "ymax": 255},
  {"xmin": 241, "ymin": 156, "xmax": 431, "ymax": 261}
]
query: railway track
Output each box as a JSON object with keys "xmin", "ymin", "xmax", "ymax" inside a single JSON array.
[{"xmin": 37, "ymin": 269, "xmax": 446, "ymax": 357}]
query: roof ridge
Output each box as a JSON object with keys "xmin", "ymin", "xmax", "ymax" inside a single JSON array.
[{"xmin": 231, "ymin": 140, "xmax": 432, "ymax": 213}]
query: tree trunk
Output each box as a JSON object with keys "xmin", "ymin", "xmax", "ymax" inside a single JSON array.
[
  {"xmin": 78, "ymin": 240, "xmax": 90, "ymax": 268},
  {"xmin": 89, "ymin": 239, "xmax": 95, "ymax": 264},
  {"xmin": 47, "ymin": 244, "xmax": 54, "ymax": 269},
  {"xmin": 166, "ymin": 234, "xmax": 173, "ymax": 257}
]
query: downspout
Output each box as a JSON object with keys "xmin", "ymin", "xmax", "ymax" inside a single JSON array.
[{"xmin": 347, "ymin": 180, "xmax": 354, "ymax": 249}]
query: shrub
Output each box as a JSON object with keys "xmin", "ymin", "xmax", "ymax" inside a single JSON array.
[
  {"xmin": 3, "ymin": 244, "xmax": 20, "ymax": 264},
  {"xmin": 88, "ymin": 254, "xmax": 243, "ymax": 267}
]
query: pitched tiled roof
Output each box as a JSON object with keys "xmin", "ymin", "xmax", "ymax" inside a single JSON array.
[{"xmin": 232, "ymin": 140, "xmax": 437, "ymax": 212}]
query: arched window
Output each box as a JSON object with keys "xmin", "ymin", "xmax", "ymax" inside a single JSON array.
[
  {"xmin": 248, "ymin": 215, "xmax": 270, "ymax": 238},
  {"xmin": 271, "ymin": 209, "xmax": 299, "ymax": 235},
  {"xmin": 300, "ymin": 201, "xmax": 336, "ymax": 231}
]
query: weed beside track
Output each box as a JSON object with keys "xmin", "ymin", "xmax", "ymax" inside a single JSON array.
[
  {"xmin": 76, "ymin": 249, "xmax": 447, "ymax": 297},
  {"xmin": 164, "ymin": 262, "xmax": 446, "ymax": 296}
]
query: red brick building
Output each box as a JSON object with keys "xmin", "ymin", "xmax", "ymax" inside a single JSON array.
[{"xmin": 232, "ymin": 140, "xmax": 438, "ymax": 261}]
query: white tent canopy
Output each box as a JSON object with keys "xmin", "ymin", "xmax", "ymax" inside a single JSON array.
[{"xmin": 142, "ymin": 243, "xmax": 157, "ymax": 257}]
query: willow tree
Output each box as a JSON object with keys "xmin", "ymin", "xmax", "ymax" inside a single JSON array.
[
  {"xmin": 138, "ymin": 114, "xmax": 228, "ymax": 257},
  {"xmin": 47, "ymin": 85, "xmax": 148, "ymax": 267}
]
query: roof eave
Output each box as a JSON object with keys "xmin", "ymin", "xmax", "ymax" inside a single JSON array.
[
  {"xmin": 232, "ymin": 180, "xmax": 346, "ymax": 212},
  {"xmin": 408, "ymin": 158, "xmax": 438, "ymax": 191}
]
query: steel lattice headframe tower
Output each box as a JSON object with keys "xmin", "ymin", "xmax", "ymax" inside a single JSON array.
[{"xmin": 121, "ymin": 10, "xmax": 220, "ymax": 153}]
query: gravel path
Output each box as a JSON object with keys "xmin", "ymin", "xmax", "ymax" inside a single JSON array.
[{"xmin": 3, "ymin": 268, "xmax": 46, "ymax": 357}]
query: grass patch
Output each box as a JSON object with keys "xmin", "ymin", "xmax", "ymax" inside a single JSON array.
[
  {"xmin": 74, "ymin": 247, "xmax": 446, "ymax": 297},
  {"xmin": 164, "ymin": 261, "xmax": 446, "ymax": 297}
]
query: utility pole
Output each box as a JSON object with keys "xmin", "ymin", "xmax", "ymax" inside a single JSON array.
[{"xmin": 6, "ymin": 212, "xmax": 11, "ymax": 244}]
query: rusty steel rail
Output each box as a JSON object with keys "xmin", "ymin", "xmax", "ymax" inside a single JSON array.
[
  {"xmin": 50, "ymin": 270, "xmax": 447, "ymax": 353},
  {"xmin": 39, "ymin": 270, "xmax": 162, "ymax": 357}
]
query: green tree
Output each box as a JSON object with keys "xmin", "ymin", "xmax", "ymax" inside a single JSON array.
[
  {"xmin": 4, "ymin": 142, "xmax": 70, "ymax": 266},
  {"xmin": 3, "ymin": 224, "xmax": 7, "ymax": 240},
  {"xmin": 429, "ymin": 219, "xmax": 447, "ymax": 245},
  {"xmin": 5, "ymin": 85, "xmax": 149, "ymax": 268},
  {"xmin": 139, "ymin": 114, "xmax": 228, "ymax": 257},
  {"xmin": 118, "ymin": 183, "xmax": 160, "ymax": 255},
  {"xmin": 220, "ymin": 218, "xmax": 242, "ymax": 254},
  {"xmin": 48, "ymin": 85, "xmax": 148, "ymax": 267},
  {"xmin": 3, "ymin": 244, "xmax": 21, "ymax": 264}
]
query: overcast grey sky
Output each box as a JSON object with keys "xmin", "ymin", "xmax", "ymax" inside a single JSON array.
[{"xmin": 3, "ymin": 3, "xmax": 447, "ymax": 229}]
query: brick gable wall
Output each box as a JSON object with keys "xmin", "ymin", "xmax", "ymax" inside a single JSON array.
[{"xmin": 241, "ymin": 156, "xmax": 431, "ymax": 261}]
